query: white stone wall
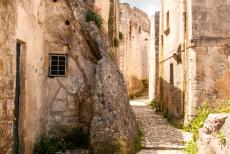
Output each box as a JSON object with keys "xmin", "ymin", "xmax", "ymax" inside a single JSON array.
[{"xmin": 149, "ymin": 12, "xmax": 160, "ymax": 101}]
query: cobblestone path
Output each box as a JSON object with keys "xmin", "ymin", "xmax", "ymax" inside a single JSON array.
[{"xmin": 130, "ymin": 98, "xmax": 192, "ymax": 154}]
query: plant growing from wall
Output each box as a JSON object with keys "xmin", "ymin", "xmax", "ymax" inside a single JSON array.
[
  {"xmin": 183, "ymin": 103, "xmax": 211, "ymax": 140},
  {"xmin": 86, "ymin": 10, "xmax": 102, "ymax": 29},
  {"xmin": 217, "ymin": 131, "xmax": 226, "ymax": 147},
  {"xmin": 119, "ymin": 32, "xmax": 124, "ymax": 40},
  {"xmin": 184, "ymin": 100, "xmax": 230, "ymax": 153}
]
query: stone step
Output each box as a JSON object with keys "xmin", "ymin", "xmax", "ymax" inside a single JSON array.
[
  {"xmin": 56, "ymin": 149, "xmax": 89, "ymax": 154},
  {"xmin": 142, "ymin": 144, "xmax": 185, "ymax": 150},
  {"xmin": 138, "ymin": 149, "xmax": 185, "ymax": 154}
]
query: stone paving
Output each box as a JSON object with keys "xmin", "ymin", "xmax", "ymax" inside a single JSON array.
[{"xmin": 130, "ymin": 98, "xmax": 192, "ymax": 154}]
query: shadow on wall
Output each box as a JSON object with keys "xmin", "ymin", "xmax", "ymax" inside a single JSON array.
[{"xmin": 156, "ymin": 78, "xmax": 184, "ymax": 120}]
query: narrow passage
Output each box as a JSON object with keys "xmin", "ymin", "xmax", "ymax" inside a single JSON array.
[{"xmin": 130, "ymin": 98, "xmax": 192, "ymax": 154}]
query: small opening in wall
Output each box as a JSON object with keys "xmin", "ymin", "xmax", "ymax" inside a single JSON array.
[
  {"xmin": 65, "ymin": 20, "xmax": 70, "ymax": 25},
  {"xmin": 53, "ymin": 0, "xmax": 57, "ymax": 2}
]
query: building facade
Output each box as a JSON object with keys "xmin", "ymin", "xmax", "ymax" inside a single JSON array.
[
  {"xmin": 119, "ymin": 3, "xmax": 150, "ymax": 95},
  {"xmin": 0, "ymin": 0, "xmax": 124, "ymax": 153},
  {"xmin": 158, "ymin": 0, "xmax": 230, "ymax": 122}
]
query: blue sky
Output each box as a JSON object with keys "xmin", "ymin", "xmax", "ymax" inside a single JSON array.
[{"xmin": 120, "ymin": 0, "xmax": 160, "ymax": 17}]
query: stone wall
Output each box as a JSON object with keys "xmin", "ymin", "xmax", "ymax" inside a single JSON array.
[
  {"xmin": 191, "ymin": 0, "xmax": 230, "ymax": 109},
  {"xmin": 119, "ymin": 3, "xmax": 150, "ymax": 95},
  {"xmin": 0, "ymin": 0, "xmax": 17, "ymax": 153},
  {"xmin": 0, "ymin": 0, "xmax": 137, "ymax": 153},
  {"xmin": 158, "ymin": 0, "xmax": 185, "ymax": 119},
  {"xmin": 149, "ymin": 12, "xmax": 160, "ymax": 101},
  {"xmin": 158, "ymin": 0, "xmax": 230, "ymax": 121}
]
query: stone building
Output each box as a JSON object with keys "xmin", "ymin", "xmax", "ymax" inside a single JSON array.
[
  {"xmin": 149, "ymin": 12, "xmax": 160, "ymax": 101},
  {"xmin": 0, "ymin": 0, "xmax": 137, "ymax": 153},
  {"xmin": 119, "ymin": 3, "xmax": 150, "ymax": 95},
  {"xmin": 157, "ymin": 0, "xmax": 230, "ymax": 122}
]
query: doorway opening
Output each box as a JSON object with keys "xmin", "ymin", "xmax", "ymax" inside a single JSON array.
[{"xmin": 13, "ymin": 41, "xmax": 26, "ymax": 154}]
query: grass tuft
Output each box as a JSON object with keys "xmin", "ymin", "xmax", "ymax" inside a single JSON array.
[{"xmin": 86, "ymin": 10, "xmax": 102, "ymax": 29}]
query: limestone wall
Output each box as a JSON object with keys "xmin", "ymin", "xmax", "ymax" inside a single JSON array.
[
  {"xmin": 191, "ymin": 0, "xmax": 230, "ymax": 107},
  {"xmin": 0, "ymin": 0, "xmax": 121, "ymax": 153},
  {"xmin": 0, "ymin": 0, "xmax": 17, "ymax": 153},
  {"xmin": 159, "ymin": 0, "xmax": 185, "ymax": 119},
  {"xmin": 158, "ymin": 0, "xmax": 230, "ymax": 121},
  {"xmin": 149, "ymin": 12, "xmax": 160, "ymax": 101},
  {"xmin": 119, "ymin": 3, "xmax": 150, "ymax": 95}
]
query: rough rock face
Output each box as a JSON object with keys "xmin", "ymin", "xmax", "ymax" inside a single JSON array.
[
  {"xmin": 82, "ymin": 22, "xmax": 138, "ymax": 153},
  {"xmin": 198, "ymin": 114, "xmax": 230, "ymax": 154},
  {"xmin": 91, "ymin": 58, "xmax": 138, "ymax": 153}
]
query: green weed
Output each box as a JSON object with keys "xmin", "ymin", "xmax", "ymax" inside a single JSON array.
[
  {"xmin": 86, "ymin": 10, "xmax": 102, "ymax": 28},
  {"xmin": 134, "ymin": 126, "xmax": 144, "ymax": 153},
  {"xmin": 185, "ymin": 140, "xmax": 198, "ymax": 154},
  {"xmin": 217, "ymin": 131, "xmax": 226, "ymax": 147}
]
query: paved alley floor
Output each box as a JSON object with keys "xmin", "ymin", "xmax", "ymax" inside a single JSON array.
[{"xmin": 130, "ymin": 98, "xmax": 191, "ymax": 154}]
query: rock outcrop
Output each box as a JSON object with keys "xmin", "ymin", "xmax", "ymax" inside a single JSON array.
[
  {"xmin": 198, "ymin": 114, "xmax": 230, "ymax": 154},
  {"xmin": 82, "ymin": 21, "xmax": 138, "ymax": 154}
]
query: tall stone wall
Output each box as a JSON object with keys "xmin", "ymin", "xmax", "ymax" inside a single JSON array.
[
  {"xmin": 0, "ymin": 0, "xmax": 17, "ymax": 153},
  {"xmin": 119, "ymin": 3, "xmax": 150, "ymax": 95},
  {"xmin": 0, "ymin": 0, "xmax": 137, "ymax": 153},
  {"xmin": 190, "ymin": 0, "xmax": 230, "ymax": 111},
  {"xmin": 158, "ymin": 0, "xmax": 230, "ymax": 121},
  {"xmin": 158, "ymin": 0, "xmax": 185, "ymax": 119},
  {"xmin": 149, "ymin": 12, "xmax": 160, "ymax": 101}
]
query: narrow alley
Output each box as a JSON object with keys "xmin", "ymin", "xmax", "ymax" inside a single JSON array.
[{"xmin": 130, "ymin": 98, "xmax": 192, "ymax": 154}]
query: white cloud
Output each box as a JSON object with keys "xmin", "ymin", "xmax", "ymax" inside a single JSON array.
[{"xmin": 120, "ymin": 0, "xmax": 160, "ymax": 17}]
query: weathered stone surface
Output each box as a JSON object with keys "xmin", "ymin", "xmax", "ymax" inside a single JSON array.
[
  {"xmin": 202, "ymin": 114, "xmax": 230, "ymax": 134},
  {"xmin": 90, "ymin": 58, "xmax": 138, "ymax": 154},
  {"xmin": 80, "ymin": 21, "xmax": 138, "ymax": 153},
  {"xmin": 198, "ymin": 115, "xmax": 230, "ymax": 154}
]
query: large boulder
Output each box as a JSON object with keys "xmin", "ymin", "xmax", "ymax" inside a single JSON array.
[
  {"xmin": 81, "ymin": 22, "xmax": 138, "ymax": 153},
  {"xmin": 90, "ymin": 58, "xmax": 138, "ymax": 154},
  {"xmin": 198, "ymin": 114, "xmax": 230, "ymax": 154}
]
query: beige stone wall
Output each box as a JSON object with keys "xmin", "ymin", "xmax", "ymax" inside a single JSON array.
[
  {"xmin": 119, "ymin": 3, "xmax": 150, "ymax": 95},
  {"xmin": 0, "ymin": 0, "xmax": 120, "ymax": 153},
  {"xmin": 159, "ymin": 0, "xmax": 185, "ymax": 119},
  {"xmin": 158, "ymin": 0, "xmax": 230, "ymax": 121},
  {"xmin": 149, "ymin": 12, "xmax": 160, "ymax": 101},
  {"xmin": 0, "ymin": 0, "xmax": 17, "ymax": 153}
]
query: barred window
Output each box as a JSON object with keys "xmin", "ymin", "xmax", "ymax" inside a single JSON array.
[{"xmin": 49, "ymin": 54, "xmax": 68, "ymax": 77}]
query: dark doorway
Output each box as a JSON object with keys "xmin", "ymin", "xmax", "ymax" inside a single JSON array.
[{"xmin": 13, "ymin": 43, "xmax": 21, "ymax": 154}]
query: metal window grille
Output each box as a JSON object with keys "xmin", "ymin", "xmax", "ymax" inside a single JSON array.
[{"xmin": 49, "ymin": 54, "xmax": 68, "ymax": 77}]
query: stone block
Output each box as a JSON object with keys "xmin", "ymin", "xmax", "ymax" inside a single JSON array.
[{"xmin": 52, "ymin": 100, "xmax": 67, "ymax": 112}]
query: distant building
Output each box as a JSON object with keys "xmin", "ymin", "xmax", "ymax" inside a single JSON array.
[
  {"xmin": 119, "ymin": 3, "xmax": 150, "ymax": 95},
  {"xmin": 157, "ymin": 0, "xmax": 230, "ymax": 122}
]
